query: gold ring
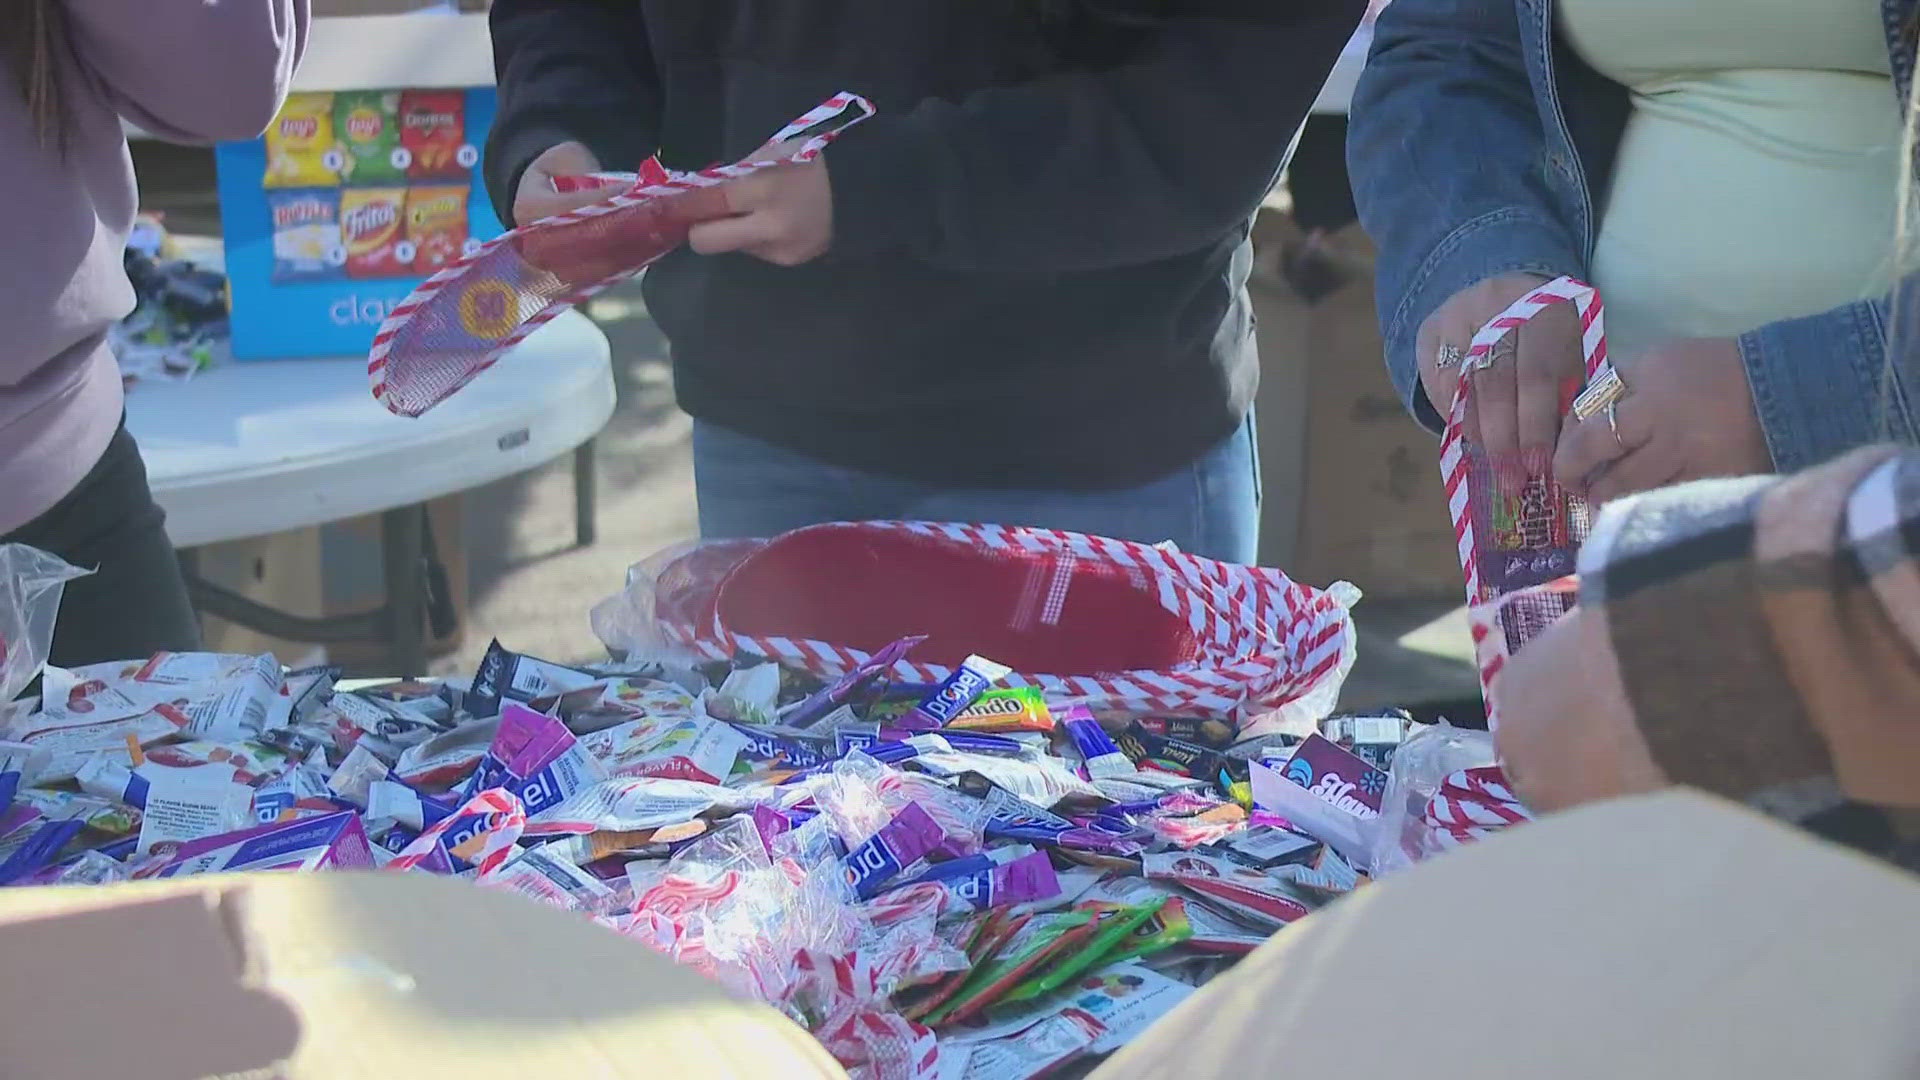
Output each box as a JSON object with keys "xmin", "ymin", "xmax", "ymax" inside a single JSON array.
[{"xmin": 1571, "ymin": 366, "xmax": 1627, "ymax": 421}]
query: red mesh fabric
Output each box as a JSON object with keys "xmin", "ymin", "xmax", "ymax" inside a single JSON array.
[
  {"xmin": 371, "ymin": 184, "xmax": 733, "ymax": 417},
  {"xmin": 712, "ymin": 525, "xmax": 1197, "ymax": 676},
  {"xmin": 1489, "ymin": 575, "xmax": 1580, "ymax": 658}
]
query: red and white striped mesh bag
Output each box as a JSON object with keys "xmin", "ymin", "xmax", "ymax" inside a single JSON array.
[
  {"xmin": 366, "ymin": 93, "xmax": 874, "ymax": 418},
  {"xmin": 1440, "ymin": 277, "xmax": 1613, "ymax": 727},
  {"xmin": 642, "ymin": 521, "xmax": 1359, "ymax": 733}
]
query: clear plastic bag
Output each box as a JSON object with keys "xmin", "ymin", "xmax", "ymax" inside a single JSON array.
[
  {"xmin": 1368, "ymin": 720, "xmax": 1497, "ymax": 876},
  {"xmin": 0, "ymin": 545, "xmax": 87, "ymax": 707}
]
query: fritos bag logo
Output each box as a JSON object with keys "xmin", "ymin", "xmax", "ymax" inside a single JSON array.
[{"xmin": 344, "ymin": 200, "xmax": 398, "ymax": 241}]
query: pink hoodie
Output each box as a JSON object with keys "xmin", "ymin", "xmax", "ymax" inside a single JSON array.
[{"xmin": 0, "ymin": 1, "xmax": 310, "ymax": 534}]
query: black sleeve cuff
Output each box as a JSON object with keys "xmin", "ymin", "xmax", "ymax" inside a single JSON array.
[{"xmin": 821, "ymin": 114, "xmax": 938, "ymax": 260}]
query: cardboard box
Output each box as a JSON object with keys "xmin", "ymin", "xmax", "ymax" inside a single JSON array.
[
  {"xmin": 0, "ymin": 872, "xmax": 846, "ymax": 1079},
  {"xmin": 1251, "ymin": 212, "xmax": 1460, "ymax": 599},
  {"xmin": 1094, "ymin": 790, "xmax": 1920, "ymax": 1080},
  {"xmin": 1295, "ymin": 227, "xmax": 1461, "ymax": 599}
]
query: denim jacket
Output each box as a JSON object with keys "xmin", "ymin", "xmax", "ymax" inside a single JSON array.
[{"xmin": 1348, "ymin": 0, "xmax": 1920, "ymax": 472}]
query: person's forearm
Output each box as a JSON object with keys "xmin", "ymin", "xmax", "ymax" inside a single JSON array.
[
  {"xmin": 62, "ymin": 0, "xmax": 309, "ymax": 143},
  {"xmin": 1738, "ymin": 295, "xmax": 1918, "ymax": 474},
  {"xmin": 1348, "ymin": 0, "xmax": 1585, "ymax": 432},
  {"xmin": 484, "ymin": 0, "xmax": 660, "ymax": 225},
  {"xmin": 824, "ymin": 1, "xmax": 1364, "ymax": 272}
]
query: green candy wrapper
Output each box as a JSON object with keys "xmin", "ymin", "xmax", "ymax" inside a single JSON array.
[
  {"xmin": 927, "ymin": 910, "xmax": 1096, "ymax": 1026},
  {"xmin": 996, "ymin": 899, "xmax": 1168, "ymax": 1007}
]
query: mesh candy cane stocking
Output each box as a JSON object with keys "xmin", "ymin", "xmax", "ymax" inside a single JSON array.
[
  {"xmin": 1440, "ymin": 277, "xmax": 1613, "ymax": 727},
  {"xmin": 367, "ymin": 93, "xmax": 875, "ymax": 417}
]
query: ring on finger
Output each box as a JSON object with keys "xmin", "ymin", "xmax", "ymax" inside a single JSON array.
[
  {"xmin": 1468, "ymin": 334, "xmax": 1513, "ymax": 373},
  {"xmin": 1436, "ymin": 343, "xmax": 1465, "ymax": 370},
  {"xmin": 1606, "ymin": 401, "xmax": 1626, "ymax": 453},
  {"xmin": 1571, "ymin": 366, "xmax": 1628, "ymax": 421}
]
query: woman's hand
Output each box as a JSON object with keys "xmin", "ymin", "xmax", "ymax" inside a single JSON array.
[
  {"xmin": 1492, "ymin": 606, "xmax": 1668, "ymax": 814},
  {"xmin": 1416, "ymin": 273, "xmax": 1586, "ymax": 490},
  {"xmin": 1553, "ymin": 337, "xmax": 1772, "ymax": 505}
]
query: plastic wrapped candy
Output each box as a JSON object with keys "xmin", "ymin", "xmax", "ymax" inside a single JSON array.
[{"xmin": 0, "ymin": 545, "xmax": 87, "ymax": 709}]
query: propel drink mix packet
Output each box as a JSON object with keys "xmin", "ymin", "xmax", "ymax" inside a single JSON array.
[
  {"xmin": 842, "ymin": 801, "xmax": 948, "ymax": 900},
  {"xmin": 263, "ymin": 92, "xmax": 338, "ymax": 188},
  {"xmin": 333, "ymin": 90, "xmax": 404, "ymax": 184}
]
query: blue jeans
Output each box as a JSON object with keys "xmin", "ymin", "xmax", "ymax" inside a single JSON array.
[{"xmin": 693, "ymin": 415, "xmax": 1262, "ymax": 564}]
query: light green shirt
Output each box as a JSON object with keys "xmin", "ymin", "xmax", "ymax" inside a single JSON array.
[{"xmin": 1559, "ymin": 0, "xmax": 1901, "ymax": 359}]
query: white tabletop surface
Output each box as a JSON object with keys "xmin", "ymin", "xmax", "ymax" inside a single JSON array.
[{"xmin": 127, "ymin": 310, "xmax": 615, "ymax": 548}]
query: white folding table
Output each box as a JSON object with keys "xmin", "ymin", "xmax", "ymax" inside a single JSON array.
[{"xmin": 126, "ymin": 310, "xmax": 615, "ymax": 675}]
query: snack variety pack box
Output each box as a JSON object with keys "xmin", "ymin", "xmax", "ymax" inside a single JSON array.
[{"xmin": 216, "ymin": 86, "xmax": 503, "ymax": 359}]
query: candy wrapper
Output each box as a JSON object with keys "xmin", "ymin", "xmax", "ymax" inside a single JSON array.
[
  {"xmin": 601, "ymin": 522, "xmax": 1358, "ymax": 735},
  {"xmin": 1442, "ymin": 277, "xmax": 1610, "ymax": 724},
  {"xmin": 1367, "ymin": 720, "xmax": 1530, "ymax": 875},
  {"xmin": 368, "ymin": 94, "xmax": 874, "ymax": 417},
  {"xmin": 1140, "ymin": 850, "xmax": 1314, "ymax": 929}
]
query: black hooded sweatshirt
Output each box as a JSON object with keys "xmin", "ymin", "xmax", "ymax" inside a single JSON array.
[{"xmin": 485, "ymin": 0, "xmax": 1364, "ymax": 488}]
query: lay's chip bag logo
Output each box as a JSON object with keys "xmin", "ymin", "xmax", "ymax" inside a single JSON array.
[
  {"xmin": 344, "ymin": 108, "xmax": 384, "ymax": 141},
  {"xmin": 278, "ymin": 114, "xmax": 320, "ymax": 141}
]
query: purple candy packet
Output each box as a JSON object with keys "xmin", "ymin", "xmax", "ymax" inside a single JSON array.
[
  {"xmin": 842, "ymin": 801, "xmax": 948, "ymax": 899},
  {"xmin": 466, "ymin": 703, "xmax": 573, "ymax": 796},
  {"xmin": 783, "ymin": 635, "xmax": 925, "ymax": 730},
  {"xmin": 898, "ymin": 655, "xmax": 1011, "ymax": 732}
]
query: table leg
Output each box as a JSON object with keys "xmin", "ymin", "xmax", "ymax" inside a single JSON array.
[
  {"xmin": 382, "ymin": 506, "xmax": 426, "ymax": 678},
  {"xmin": 574, "ymin": 438, "xmax": 598, "ymax": 548}
]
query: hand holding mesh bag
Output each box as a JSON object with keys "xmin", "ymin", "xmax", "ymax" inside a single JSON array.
[
  {"xmin": 367, "ymin": 94, "xmax": 874, "ymax": 418},
  {"xmin": 1441, "ymin": 277, "xmax": 1619, "ymax": 726}
]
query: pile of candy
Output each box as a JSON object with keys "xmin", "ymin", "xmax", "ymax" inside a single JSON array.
[{"xmin": 0, "ymin": 547, "xmax": 1517, "ymax": 1080}]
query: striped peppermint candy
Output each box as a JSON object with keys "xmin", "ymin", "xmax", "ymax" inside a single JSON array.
[
  {"xmin": 367, "ymin": 93, "xmax": 875, "ymax": 418},
  {"xmin": 1439, "ymin": 277, "xmax": 1610, "ymax": 725},
  {"xmin": 656, "ymin": 521, "xmax": 1360, "ymax": 727},
  {"xmin": 1439, "ymin": 765, "xmax": 1528, "ymax": 808},
  {"xmin": 386, "ymin": 787, "xmax": 527, "ymax": 881}
]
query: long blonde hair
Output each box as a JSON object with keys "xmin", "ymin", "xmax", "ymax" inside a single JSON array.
[{"xmin": 8, "ymin": 0, "xmax": 68, "ymax": 151}]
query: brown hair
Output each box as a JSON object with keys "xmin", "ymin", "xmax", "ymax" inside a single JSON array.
[{"xmin": 8, "ymin": 0, "xmax": 68, "ymax": 150}]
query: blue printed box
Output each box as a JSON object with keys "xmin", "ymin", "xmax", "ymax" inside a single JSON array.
[{"xmin": 214, "ymin": 86, "xmax": 504, "ymax": 360}]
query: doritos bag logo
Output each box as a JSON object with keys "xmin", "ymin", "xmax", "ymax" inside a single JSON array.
[
  {"xmin": 279, "ymin": 115, "xmax": 319, "ymax": 140},
  {"xmin": 345, "ymin": 109, "xmax": 384, "ymax": 140},
  {"xmin": 344, "ymin": 201, "xmax": 398, "ymax": 240},
  {"xmin": 405, "ymin": 110, "xmax": 457, "ymax": 136}
]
